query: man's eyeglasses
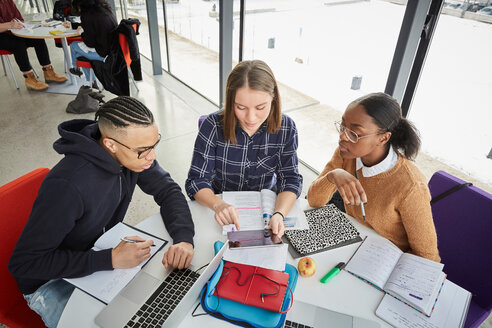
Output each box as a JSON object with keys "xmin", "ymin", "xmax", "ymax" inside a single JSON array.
[
  {"xmin": 109, "ymin": 134, "xmax": 161, "ymax": 159},
  {"xmin": 334, "ymin": 121, "xmax": 383, "ymax": 143}
]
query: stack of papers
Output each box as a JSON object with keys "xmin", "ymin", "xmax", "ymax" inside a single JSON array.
[
  {"xmin": 376, "ymin": 279, "xmax": 471, "ymax": 328},
  {"xmin": 42, "ymin": 20, "xmax": 63, "ymax": 27},
  {"xmin": 223, "ymin": 243, "xmax": 288, "ymax": 271}
]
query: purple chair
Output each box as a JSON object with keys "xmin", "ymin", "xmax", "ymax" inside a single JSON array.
[
  {"xmin": 198, "ymin": 114, "xmax": 208, "ymax": 128},
  {"xmin": 428, "ymin": 170, "xmax": 492, "ymax": 328}
]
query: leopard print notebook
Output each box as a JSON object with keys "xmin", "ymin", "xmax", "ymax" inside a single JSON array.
[{"xmin": 284, "ymin": 204, "xmax": 362, "ymax": 258}]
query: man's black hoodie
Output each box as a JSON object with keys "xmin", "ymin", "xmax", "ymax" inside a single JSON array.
[{"xmin": 8, "ymin": 119, "xmax": 194, "ymax": 295}]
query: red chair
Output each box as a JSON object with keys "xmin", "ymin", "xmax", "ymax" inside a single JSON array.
[
  {"xmin": 1, "ymin": 49, "xmax": 40, "ymax": 89},
  {"xmin": 0, "ymin": 168, "xmax": 50, "ymax": 328},
  {"xmin": 75, "ymin": 24, "xmax": 139, "ymax": 92},
  {"xmin": 1, "ymin": 49, "xmax": 20, "ymax": 89},
  {"xmin": 54, "ymin": 36, "xmax": 83, "ymax": 49},
  {"xmin": 118, "ymin": 25, "xmax": 139, "ymax": 92}
]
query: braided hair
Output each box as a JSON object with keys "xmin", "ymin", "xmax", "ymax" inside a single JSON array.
[
  {"xmin": 350, "ymin": 92, "xmax": 421, "ymax": 160},
  {"xmin": 95, "ymin": 96, "xmax": 154, "ymax": 130}
]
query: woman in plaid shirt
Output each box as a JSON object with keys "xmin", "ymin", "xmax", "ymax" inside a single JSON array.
[{"xmin": 186, "ymin": 60, "xmax": 303, "ymax": 237}]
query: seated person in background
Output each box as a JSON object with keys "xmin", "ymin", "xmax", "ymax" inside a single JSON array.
[
  {"xmin": 185, "ymin": 60, "xmax": 303, "ymax": 237},
  {"xmin": 0, "ymin": 0, "xmax": 67, "ymax": 90},
  {"xmin": 9, "ymin": 96, "xmax": 194, "ymax": 328},
  {"xmin": 64, "ymin": 0, "xmax": 117, "ymax": 84},
  {"xmin": 307, "ymin": 92, "xmax": 440, "ymax": 262}
]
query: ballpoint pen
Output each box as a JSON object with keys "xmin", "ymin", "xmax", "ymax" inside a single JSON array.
[
  {"xmin": 120, "ymin": 237, "xmax": 156, "ymax": 246},
  {"xmin": 355, "ymin": 170, "xmax": 366, "ymax": 221},
  {"xmin": 13, "ymin": 18, "xmax": 24, "ymax": 27}
]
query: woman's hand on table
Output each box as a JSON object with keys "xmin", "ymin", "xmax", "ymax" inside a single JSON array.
[
  {"xmin": 62, "ymin": 21, "xmax": 71, "ymax": 29},
  {"xmin": 269, "ymin": 213, "xmax": 285, "ymax": 238},
  {"xmin": 213, "ymin": 200, "xmax": 240, "ymax": 230}
]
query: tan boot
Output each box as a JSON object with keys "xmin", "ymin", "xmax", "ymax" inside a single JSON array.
[
  {"xmin": 43, "ymin": 65, "xmax": 68, "ymax": 83},
  {"xmin": 24, "ymin": 71, "xmax": 49, "ymax": 91}
]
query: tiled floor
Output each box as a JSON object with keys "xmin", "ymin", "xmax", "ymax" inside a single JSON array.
[{"xmin": 1, "ymin": 2, "xmax": 490, "ymax": 327}]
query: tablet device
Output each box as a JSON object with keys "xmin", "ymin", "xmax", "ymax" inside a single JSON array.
[{"xmin": 227, "ymin": 229, "xmax": 283, "ymax": 249}]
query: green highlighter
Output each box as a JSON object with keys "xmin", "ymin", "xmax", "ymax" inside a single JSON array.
[{"xmin": 320, "ymin": 262, "xmax": 345, "ymax": 284}]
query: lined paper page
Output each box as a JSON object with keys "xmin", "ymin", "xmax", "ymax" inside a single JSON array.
[{"xmin": 344, "ymin": 236, "xmax": 403, "ymax": 289}]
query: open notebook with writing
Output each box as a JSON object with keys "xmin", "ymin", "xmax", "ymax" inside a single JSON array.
[{"xmin": 344, "ymin": 235, "xmax": 445, "ymax": 317}]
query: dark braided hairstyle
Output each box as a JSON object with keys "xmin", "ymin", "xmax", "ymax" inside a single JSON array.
[
  {"xmin": 350, "ymin": 92, "xmax": 421, "ymax": 160},
  {"xmin": 95, "ymin": 96, "xmax": 154, "ymax": 130}
]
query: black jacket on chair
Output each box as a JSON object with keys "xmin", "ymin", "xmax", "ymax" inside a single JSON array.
[{"xmin": 91, "ymin": 18, "xmax": 142, "ymax": 96}]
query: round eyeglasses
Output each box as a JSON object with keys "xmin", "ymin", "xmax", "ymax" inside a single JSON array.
[
  {"xmin": 109, "ymin": 134, "xmax": 161, "ymax": 159},
  {"xmin": 334, "ymin": 121, "xmax": 383, "ymax": 143}
]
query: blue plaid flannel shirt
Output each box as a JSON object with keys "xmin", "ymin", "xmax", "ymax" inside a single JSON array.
[{"xmin": 185, "ymin": 112, "xmax": 303, "ymax": 198}]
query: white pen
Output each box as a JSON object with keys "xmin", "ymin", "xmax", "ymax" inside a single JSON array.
[
  {"xmin": 120, "ymin": 237, "xmax": 155, "ymax": 246},
  {"xmin": 355, "ymin": 170, "xmax": 366, "ymax": 221}
]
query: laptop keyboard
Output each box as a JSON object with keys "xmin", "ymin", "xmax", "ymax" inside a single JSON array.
[
  {"xmin": 124, "ymin": 268, "xmax": 200, "ymax": 328},
  {"xmin": 283, "ymin": 320, "xmax": 314, "ymax": 328}
]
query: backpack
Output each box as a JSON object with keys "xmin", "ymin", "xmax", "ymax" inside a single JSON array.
[
  {"xmin": 66, "ymin": 86, "xmax": 105, "ymax": 114},
  {"xmin": 53, "ymin": 0, "xmax": 72, "ymax": 20}
]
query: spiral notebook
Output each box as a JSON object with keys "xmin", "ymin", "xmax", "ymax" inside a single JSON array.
[{"xmin": 284, "ymin": 204, "xmax": 361, "ymax": 258}]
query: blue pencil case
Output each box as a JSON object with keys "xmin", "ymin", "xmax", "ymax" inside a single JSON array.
[{"xmin": 198, "ymin": 241, "xmax": 298, "ymax": 328}]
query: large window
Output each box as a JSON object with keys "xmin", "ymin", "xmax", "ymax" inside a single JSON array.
[
  {"xmin": 408, "ymin": 10, "xmax": 492, "ymax": 186},
  {"xmin": 241, "ymin": 0, "xmax": 406, "ymax": 171},
  {"xmin": 126, "ymin": 0, "xmax": 163, "ymax": 69},
  {"xmin": 164, "ymin": 0, "xmax": 220, "ymax": 104}
]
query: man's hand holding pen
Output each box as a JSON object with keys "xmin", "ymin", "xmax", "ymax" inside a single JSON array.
[{"xmin": 112, "ymin": 236, "xmax": 154, "ymax": 269}]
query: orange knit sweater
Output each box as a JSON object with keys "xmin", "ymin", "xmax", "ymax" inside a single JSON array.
[{"xmin": 308, "ymin": 148, "xmax": 440, "ymax": 262}]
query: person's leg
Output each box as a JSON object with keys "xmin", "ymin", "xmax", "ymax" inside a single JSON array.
[
  {"xmin": 79, "ymin": 49, "xmax": 104, "ymax": 84},
  {"xmin": 70, "ymin": 41, "xmax": 83, "ymax": 68},
  {"xmin": 0, "ymin": 33, "xmax": 49, "ymax": 90},
  {"xmin": 69, "ymin": 41, "xmax": 91, "ymax": 80},
  {"xmin": 21, "ymin": 38, "xmax": 67, "ymax": 83},
  {"xmin": 23, "ymin": 38, "xmax": 50, "ymax": 67},
  {"xmin": 24, "ymin": 279, "xmax": 75, "ymax": 328},
  {"xmin": 0, "ymin": 33, "xmax": 33, "ymax": 72}
]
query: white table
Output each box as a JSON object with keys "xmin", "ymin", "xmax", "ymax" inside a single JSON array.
[
  {"xmin": 58, "ymin": 199, "xmax": 390, "ymax": 327},
  {"xmin": 11, "ymin": 25, "xmax": 82, "ymax": 94}
]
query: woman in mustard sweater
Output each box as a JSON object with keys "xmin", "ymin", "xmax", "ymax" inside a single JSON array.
[{"xmin": 308, "ymin": 92, "xmax": 440, "ymax": 262}]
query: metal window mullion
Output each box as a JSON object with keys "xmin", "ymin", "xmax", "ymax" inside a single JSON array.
[
  {"xmin": 219, "ymin": 0, "xmax": 233, "ymax": 108},
  {"xmin": 162, "ymin": 0, "xmax": 171, "ymax": 72},
  {"xmin": 146, "ymin": 0, "xmax": 163, "ymax": 75},
  {"xmin": 401, "ymin": 0, "xmax": 444, "ymax": 117},
  {"xmin": 385, "ymin": 0, "xmax": 432, "ymax": 114},
  {"xmin": 239, "ymin": 0, "xmax": 245, "ymax": 62}
]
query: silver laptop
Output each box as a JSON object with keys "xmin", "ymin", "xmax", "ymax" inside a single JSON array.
[
  {"xmin": 283, "ymin": 300, "xmax": 381, "ymax": 328},
  {"xmin": 95, "ymin": 244, "xmax": 226, "ymax": 328}
]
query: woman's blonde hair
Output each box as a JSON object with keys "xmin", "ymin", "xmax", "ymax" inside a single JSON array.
[{"xmin": 221, "ymin": 60, "xmax": 282, "ymax": 144}]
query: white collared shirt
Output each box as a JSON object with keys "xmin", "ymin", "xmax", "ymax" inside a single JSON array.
[{"xmin": 356, "ymin": 147, "xmax": 398, "ymax": 177}]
